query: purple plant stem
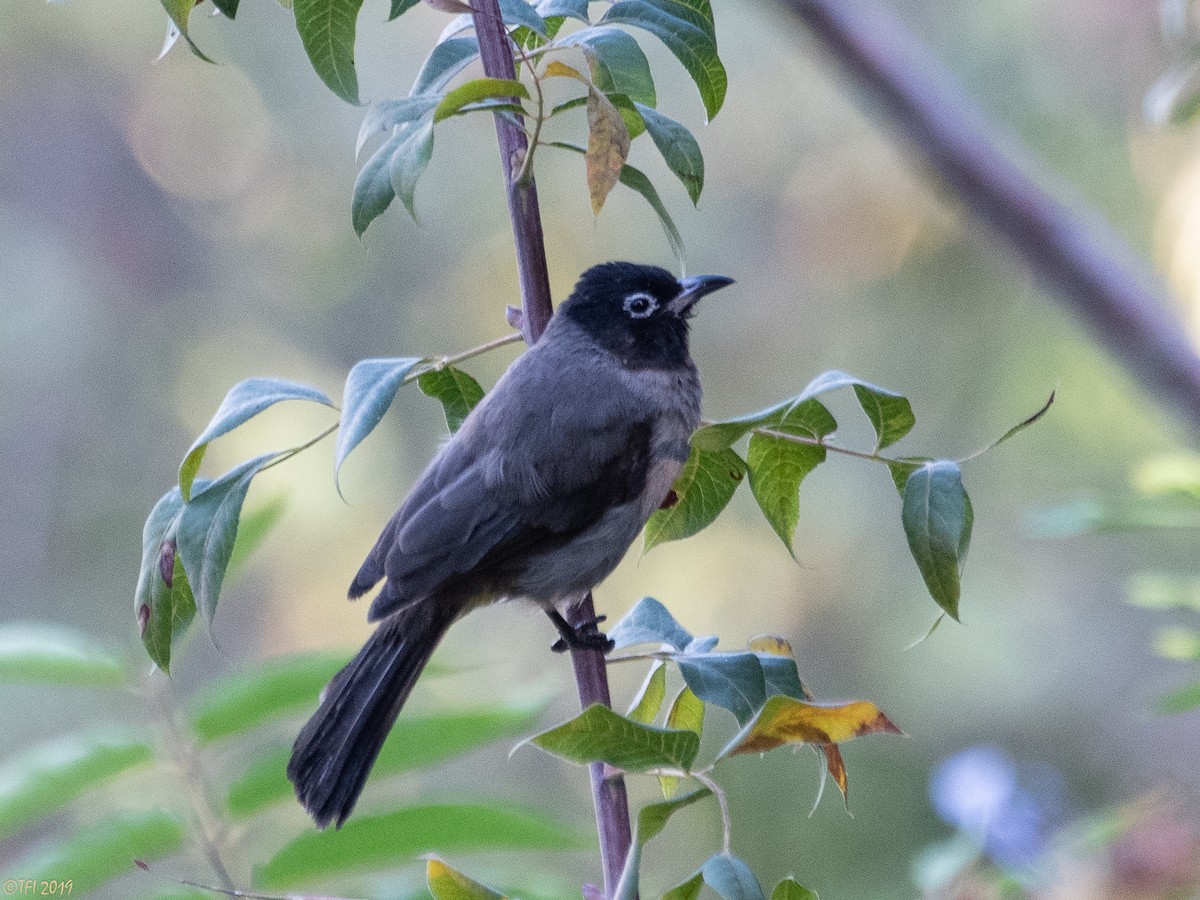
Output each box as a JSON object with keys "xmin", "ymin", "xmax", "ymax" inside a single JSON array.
[{"xmin": 467, "ymin": 1, "xmax": 635, "ymax": 895}]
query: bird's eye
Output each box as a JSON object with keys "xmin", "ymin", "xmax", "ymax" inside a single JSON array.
[{"xmin": 623, "ymin": 292, "xmax": 657, "ymax": 319}]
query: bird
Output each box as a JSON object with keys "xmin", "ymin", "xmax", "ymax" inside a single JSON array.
[{"xmin": 287, "ymin": 261, "xmax": 734, "ymax": 828}]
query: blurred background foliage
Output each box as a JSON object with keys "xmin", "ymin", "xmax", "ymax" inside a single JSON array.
[{"xmin": 4, "ymin": 0, "xmax": 1200, "ymax": 896}]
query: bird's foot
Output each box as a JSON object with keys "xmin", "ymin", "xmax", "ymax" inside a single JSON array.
[{"xmin": 548, "ymin": 610, "xmax": 616, "ymax": 654}]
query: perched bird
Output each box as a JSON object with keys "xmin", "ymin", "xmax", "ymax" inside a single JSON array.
[{"xmin": 288, "ymin": 261, "xmax": 734, "ymax": 827}]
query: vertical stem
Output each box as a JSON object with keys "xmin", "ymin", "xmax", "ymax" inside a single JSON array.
[{"xmin": 467, "ymin": 2, "xmax": 635, "ymax": 895}]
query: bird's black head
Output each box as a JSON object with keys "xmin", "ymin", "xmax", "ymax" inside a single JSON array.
[{"xmin": 560, "ymin": 262, "xmax": 734, "ymax": 369}]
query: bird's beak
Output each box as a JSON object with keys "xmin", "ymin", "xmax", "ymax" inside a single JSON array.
[{"xmin": 670, "ymin": 274, "xmax": 735, "ymax": 314}]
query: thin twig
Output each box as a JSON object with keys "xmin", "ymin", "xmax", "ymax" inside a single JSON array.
[{"xmin": 690, "ymin": 770, "xmax": 732, "ymax": 856}]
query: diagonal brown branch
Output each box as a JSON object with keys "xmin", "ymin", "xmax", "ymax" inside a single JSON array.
[{"xmin": 780, "ymin": 0, "xmax": 1200, "ymax": 433}]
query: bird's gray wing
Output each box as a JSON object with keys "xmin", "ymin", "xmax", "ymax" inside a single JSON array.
[{"xmin": 353, "ymin": 347, "xmax": 658, "ymax": 620}]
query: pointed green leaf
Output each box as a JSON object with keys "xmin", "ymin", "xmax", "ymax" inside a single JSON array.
[
  {"xmin": 352, "ymin": 131, "xmax": 399, "ymax": 236},
  {"xmin": 659, "ymin": 686, "xmax": 703, "ymax": 798},
  {"xmin": 602, "ymin": 0, "xmax": 726, "ymax": 119},
  {"xmin": 974, "ymin": 390, "xmax": 1055, "ymax": 457},
  {"xmin": 158, "ymin": 0, "xmax": 216, "ymax": 62},
  {"xmin": 702, "ymin": 854, "xmax": 765, "ymax": 900},
  {"xmin": 225, "ymin": 701, "xmax": 545, "ymax": 817},
  {"xmin": 772, "ymin": 878, "xmax": 819, "ymax": 900},
  {"xmin": 609, "ymin": 597, "xmax": 693, "ymax": 651},
  {"xmin": 614, "ymin": 788, "xmax": 713, "ymax": 900},
  {"xmin": 676, "ymin": 652, "xmax": 765, "ymax": 726},
  {"xmin": 901, "ymin": 461, "xmax": 973, "ymax": 619},
  {"xmin": 887, "ymin": 457, "xmax": 930, "ymax": 496},
  {"xmin": 419, "ymin": 365, "xmax": 486, "ymax": 433},
  {"xmin": 644, "ymin": 444, "xmax": 746, "ymax": 551},
  {"xmin": 498, "ymin": 0, "xmax": 547, "ymax": 34},
  {"xmin": 538, "ymin": 0, "xmax": 590, "ymax": 21},
  {"xmin": 628, "ymin": 662, "xmax": 668, "ymax": 723},
  {"xmin": 663, "ymin": 873, "xmax": 705, "ymax": 900},
  {"xmin": 435, "ymin": 78, "xmax": 530, "ymax": 123},
  {"xmin": 357, "ymin": 96, "xmax": 442, "ymax": 156},
  {"xmin": 746, "ymin": 400, "xmax": 836, "ymax": 555},
  {"xmin": 529, "ymin": 703, "xmax": 699, "ymax": 772},
  {"xmin": 634, "ymin": 103, "xmax": 703, "ymax": 204},
  {"xmin": 212, "ymin": 0, "xmax": 240, "ymax": 16},
  {"xmin": 135, "ymin": 487, "xmax": 196, "ymax": 673},
  {"xmin": 692, "ymin": 397, "xmax": 834, "ymax": 452},
  {"xmin": 390, "ymin": 0, "xmax": 421, "ymax": 19},
  {"xmin": 293, "ymin": 0, "xmax": 366, "ymax": 104},
  {"xmin": 179, "ymin": 378, "xmax": 332, "ymax": 501},
  {"xmin": 559, "ymin": 26, "xmax": 656, "ymax": 107},
  {"xmin": 336, "ymin": 356, "xmax": 426, "ymax": 485},
  {"xmin": 1156, "ymin": 680, "xmax": 1200, "ymax": 714},
  {"xmin": 11, "ymin": 810, "xmax": 184, "ymax": 897},
  {"xmin": 413, "ymin": 36, "xmax": 481, "ymax": 96},
  {"xmin": 257, "ymin": 803, "xmax": 583, "ymax": 888},
  {"xmin": 427, "ymin": 856, "xmax": 509, "ymax": 900},
  {"xmin": 389, "ymin": 119, "xmax": 436, "ymax": 220},
  {"xmin": 188, "ymin": 650, "xmax": 353, "ymax": 743},
  {"xmin": 0, "ymin": 626, "xmax": 124, "ymax": 686},
  {"xmin": 177, "ymin": 453, "xmax": 279, "ymax": 623},
  {"xmin": 0, "ymin": 731, "xmax": 153, "ymax": 841}
]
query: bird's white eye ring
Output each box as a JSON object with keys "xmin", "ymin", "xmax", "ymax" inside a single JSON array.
[{"xmin": 623, "ymin": 292, "xmax": 657, "ymax": 318}]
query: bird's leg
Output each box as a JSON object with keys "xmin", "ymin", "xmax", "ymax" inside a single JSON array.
[{"xmin": 547, "ymin": 609, "xmax": 616, "ymax": 654}]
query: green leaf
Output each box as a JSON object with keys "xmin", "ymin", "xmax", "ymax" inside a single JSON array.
[
  {"xmin": 529, "ymin": 703, "xmax": 699, "ymax": 772},
  {"xmin": 663, "ymin": 873, "xmax": 705, "ymax": 900},
  {"xmin": 0, "ymin": 626, "xmax": 124, "ymax": 686},
  {"xmin": 419, "ymin": 365, "xmax": 487, "ymax": 433},
  {"xmin": 746, "ymin": 400, "xmax": 836, "ymax": 556},
  {"xmin": 177, "ymin": 453, "xmax": 280, "ymax": 623},
  {"xmin": 559, "ymin": 26, "xmax": 657, "ymax": 107},
  {"xmin": 692, "ymin": 397, "xmax": 833, "ymax": 453},
  {"xmin": 1156, "ymin": 680, "xmax": 1200, "ymax": 714},
  {"xmin": 0, "ymin": 731, "xmax": 153, "ymax": 841},
  {"xmin": 628, "ymin": 662, "xmax": 668, "ymax": 723},
  {"xmin": 676, "ymin": 652, "xmax": 765, "ymax": 726},
  {"xmin": 901, "ymin": 461, "xmax": 973, "ymax": 619},
  {"xmin": 413, "ymin": 36, "xmax": 482, "ymax": 96},
  {"xmin": 293, "ymin": 0, "xmax": 366, "ymax": 104},
  {"xmin": 498, "ymin": 0, "xmax": 547, "ymax": 35},
  {"xmin": 772, "ymin": 877, "xmax": 819, "ymax": 900},
  {"xmin": 158, "ymin": 0, "xmax": 215, "ymax": 62},
  {"xmin": 634, "ymin": 103, "xmax": 703, "ymax": 204},
  {"xmin": 971, "ymin": 390, "xmax": 1055, "ymax": 458},
  {"xmin": 538, "ymin": 0, "xmax": 590, "ymax": 22},
  {"xmin": 257, "ymin": 803, "xmax": 583, "ymax": 888},
  {"xmin": 614, "ymin": 789, "xmax": 712, "ymax": 900},
  {"xmin": 659, "ymin": 684, "xmax": 703, "ymax": 799},
  {"xmin": 602, "ymin": 0, "xmax": 726, "ymax": 120},
  {"xmin": 792, "ymin": 370, "xmax": 913, "ymax": 450},
  {"xmin": 390, "ymin": 0, "xmax": 421, "ymax": 19},
  {"xmin": 135, "ymin": 486, "xmax": 195, "ymax": 674},
  {"xmin": 427, "ymin": 856, "xmax": 509, "ymax": 900},
  {"xmin": 179, "ymin": 378, "xmax": 332, "ymax": 501},
  {"xmin": 352, "ymin": 133, "xmax": 399, "ymax": 236},
  {"xmin": 390, "ymin": 119, "xmax": 436, "ymax": 220},
  {"xmin": 336, "ymin": 356, "xmax": 426, "ymax": 486},
  {"xmin": 11, "ymin": 810, "xmax": 184, "ymax": 897},
  {"xmin": 358, "ymin": 95, "xmax": 442, "ymax": 156},
  {"xmin": 225, "ymin": 701, "xmax": 546, "ymax": 817},
  {"xmin": 188, "ymin": 650, "xmax": 352, "ymax": 743},
  {"xmin": 435, "ymin": 78, "xmax": 530, "ymax": 123},
  {"xmin": 644, "ymin": 445, "xmax": 746, "ymax": 551},
  {"xmin": 887, "ymin": 457, "xmax": 930, "ymax": 496},
  {"xmin": 212, "ymin": 0, "xmax": 240, "ymax": 16},
  {"xmin": 609, "ymin": 596, "xmax": 693, "ymax": 651},
  {"xmin": 702, "ymin": 854, "xmax": 765, "ymax": 900}
]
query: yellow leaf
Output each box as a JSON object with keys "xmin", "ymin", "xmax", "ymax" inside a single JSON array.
[
  {"xmin": 724, "ymin": 694, "xmax": 902, "ymax": 757},
  {"xmin": 748, "ymin": 634, "xmax": 795, "ymax": 657},
  {"xmin": 585, "ymin": 88, "xmax": 630, "ymax": 215},
  {"xmin": 426, "ymin": 855, "xmax": 508, "ymax": 900},
  {"xmin": 544, "ymin": 61, "xmax": 584, "ymax": 80},
  {"xmin": 822, "ymin": 742, "xmax": 848, "ymax": 801}
]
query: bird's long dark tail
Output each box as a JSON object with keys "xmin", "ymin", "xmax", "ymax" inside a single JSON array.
[{"xmin": 287, "ymin": 600, "xmax": 457, "ymax": 828}]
